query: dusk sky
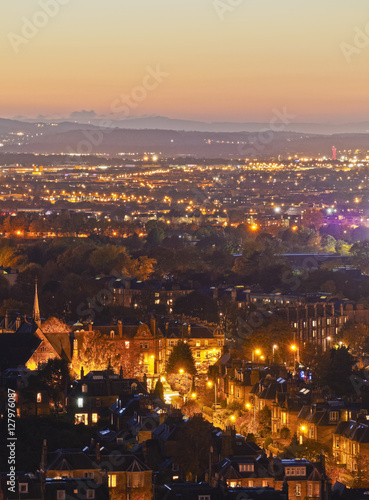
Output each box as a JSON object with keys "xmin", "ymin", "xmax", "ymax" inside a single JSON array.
[{"xmin": 2, "ymin": 0, "xmax": 369, "ymax": 123}]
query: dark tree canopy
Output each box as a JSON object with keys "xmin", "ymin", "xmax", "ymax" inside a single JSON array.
[
  {"xmin": 173, "ymin": 415, "xmax": 212, "ymax": 480},
  {"xmin": 166, "ymin": 340, "xmax": 196, "ymax": 376},
  {"xmin": 173, "ymin": 291, "xmax": 219, "ymax": 322}
]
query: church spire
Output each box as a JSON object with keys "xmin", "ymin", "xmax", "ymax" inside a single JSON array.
[{"xmin": 33, "ymin": 278, "xmax": 41, "ymax": 327}]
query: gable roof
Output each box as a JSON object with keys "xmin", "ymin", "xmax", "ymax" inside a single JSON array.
[{"xmin": 0, "ymin": 331, "xmax": 42, "ymax": 370}]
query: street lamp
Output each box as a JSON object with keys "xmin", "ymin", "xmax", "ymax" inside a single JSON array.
[
  {"xmin": 207, "ymin": 380, "xmax": 217, "ymax": 410},
  {"xmin": 291, "ymin": 345, "xmax": 299, "ymax": 375},
  {"xmin": 252, "ymin": 349, "xmax": 261, "ymax": 362},
  {"xmin": 179, "ymin": 368, "xmax": 184, "ymax": 375},
  {"xmin": 299, "ymin": 425, "xmax": 307, "ymax": 444},
  {"xmin": 273, "ymin": 344, "xmax": 278, "ymax": 361}
]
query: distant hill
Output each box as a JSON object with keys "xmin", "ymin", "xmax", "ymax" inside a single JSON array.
[{"xmin": 0, "ymin": 117, "xmax": 369, "ymax": 158}]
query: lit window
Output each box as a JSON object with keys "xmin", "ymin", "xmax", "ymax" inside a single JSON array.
[
  {"xmin": 196, "ymin": 351, "xmax": 201, "ymax": 358},
  {"xmin": 92, "ymin": 413, "xmax": 98, "ymax": 423},
  {"xmin": 248, "ymin": 480, "xmax": 253, "ymax": 487},
  {"xmin": 108, "ymin": 475, "xmax": 117, "ymax": 488},
  {"xmin": 37, "ymin": 393, "xmax": 42, "ymax": 403},
  {"xmin": 77, "ymin": 398, "xmax": 83, "ymax": 408},
  {"xmin": 82, "ymin": 384, "xmax": 88, "ymax": 393},
  {"xmin": 296, "ymin": 484, "xmax": 301, "ymax": 497},
  {"xmin": 86, "ymin": 490, "xmax": 95, "ymax": 499},
  {"xmin": 19, "ymin": 483, "xmax": 28, "ymax": 493},
  {"xmin": 239, "ymin": 464, "xmax": 254, "ymax": 472},
  {"xmin": 262, "ymin": 481, "xmax": 268, "ymax": 487},
  {"xmin": 75, "ymin": 413, "xmax": 88, "ymax": 424},
  {"xmin": 125, "ymin": 341, "xmax": 130, "ymax": 348}
]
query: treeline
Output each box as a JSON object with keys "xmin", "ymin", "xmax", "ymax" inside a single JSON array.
[{"xmin": 1, "ymin": 216, "xmax": 369, "ymax": 320}]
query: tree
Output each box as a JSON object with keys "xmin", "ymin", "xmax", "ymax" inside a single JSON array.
[
  {"xmin": 350, "ymin": 241, "xmax": 369, "ymax": 274},
  {"xmin": 340, "ymin": 322, "xmax": 369, "ymax": 357},
  {"xmin": 73, "ymin": 331, "xmax": 119, "ymax": 376},
  {"xmin": 173, "ymin": 415, "xmax": 212, "ymax": 481},
  {"xmin": 173, "ymin": 291, "xmax": 219, "ymax": 322},
  {"xmin": 166, "ymin": 341, "xmax": 196, "ymax": 376},
  {"xmin": 41, "ymin": 317, "xmax": 69, "ymax": 334},
  {"xmin": 316, "ymin": 346, "xmax": 356, "ymax": 396},
  {"xmin": 258, "ymin": 406, "xmax": 271, "ymax": 437},
  {"xmin": 242, "ymin": 318, "xmax": 296, "ymax": 363},
  {"xmin": 125, "ymin": 255, "xmax": 157, "ymax": 280},
  {"xmin": 89, "ymin": 245, "xmax": 129, "ymax": 275},
  {"xmin": 152, "ymin": 379, "xmax": 164, "ymax": 400},
  {"xmin": 146, "ymin": 227, "xmax": 165, "ymax": 247},
  {"xmin": 37, "ymin": 358, "xmax": 71, "ymax": 409},
  {"xmin": 0, "ymin": 298, "xmax": 28, "ymax": 316},
  {"xmin": 342, "ymin": 455, "xmax": 369, "ymax": 488}
]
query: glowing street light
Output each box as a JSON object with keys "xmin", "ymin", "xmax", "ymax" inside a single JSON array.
[
  {"xmin": 252, "ymin": 349, "xmax": 261, "ymax": 362},
  {"xmin": 179, "ymin": 368, "xmax": 184, "ymax": 375},
  {"xmin": 291, "ymin": 344, "xmax": 300, "ymax": 374},
  {"xmin": 207, "ymin": 380, "xmax": 217, "ymax": 411}
]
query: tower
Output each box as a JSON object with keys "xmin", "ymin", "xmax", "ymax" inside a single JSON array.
[
  {"xmin": 332, "ymin": 146, "xmax": 336, "ymax": 161},
  {"xmin": 33, "ymin": 279, "xmax": 41, "ymax": 327}
]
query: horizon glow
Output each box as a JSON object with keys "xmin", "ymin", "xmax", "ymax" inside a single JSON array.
[{"xmin": 1, "ymin": 0, "xmax": 369, "ymax": 123}]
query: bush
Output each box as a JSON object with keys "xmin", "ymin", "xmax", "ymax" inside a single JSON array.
[
  {"xmin": 228, "ymin": 401, "xmax": 243, "ymax": 412},
  {"xmin": 264, "ymin": 436, "xmax": 273, "ymax": 449},
  {"xmin": 280, "ymin": 427, "xmax": 291, "ymax": 439}
]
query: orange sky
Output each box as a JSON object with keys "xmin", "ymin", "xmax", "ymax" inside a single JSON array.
[{"xmin": 2, "ymin": 0, "xmax": 369, "ymax": 122}]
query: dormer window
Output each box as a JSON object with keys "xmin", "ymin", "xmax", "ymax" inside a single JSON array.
[
  {"xmin": 82, "ymin": 384, "xmax": 88, "ymax": 393},
  {"xmin": 239, "ymin": 464, "xmax": 254, "ymax": 472}
]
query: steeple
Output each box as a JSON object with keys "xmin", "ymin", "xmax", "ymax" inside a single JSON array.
[{"xmin": 33, "ymin": 279, "xmax": 41, "ymax": 327}]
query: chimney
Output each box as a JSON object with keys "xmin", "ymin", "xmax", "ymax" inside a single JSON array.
[
  {"xmin": 118, "ymin": 320, "xmax": 123, "ymax": 337},
  {"xmin": 213, "ymin": 288, "xmax": 218, "ymax": 300},
  {"xmin": 80, "ymin": 366, "xmax": 84, "ymax": 380},
  {"xmin": 165, "ymin": 322, "xmax": 169, "ymax": 333},
  {"xmin": 15, "ymin": 314, "xmax": 21, "ymax": 330},
  {"xmin": 5, "ymin": 311, "xmax": 9, "ymax": 329},
  {"xmin": 150, "ymin": 318, "xmax": 156, "ymax": 336},
  {"xmin": 88, "ymin": 321, "xmax": 93, "ymax": 332},
  {"xmin": 221, "ymin": 427, "xmax": 236, "ymax": 459},
  {"xmin": 119, "ymin": 365, "xmax": 124, "ymax": 379},
  {"xmin": 95, "ymin": 443, "xmax": 101, "ymax": 464},
  {"xmin": 40, "ymin": 439, "xmax": 47, "ymax": 472},
  {"xmin": 187, "ymin": 324, "xmax": 191, "ymax": 335}
]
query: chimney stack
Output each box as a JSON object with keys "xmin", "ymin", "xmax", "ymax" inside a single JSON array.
[
  {"xmin": 150, "ymin": 318, "xmax": 156, "ymax": 336},
  {"xmin": 118, "ymin": 320, "xmax": 123, "ymax": 337}
]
